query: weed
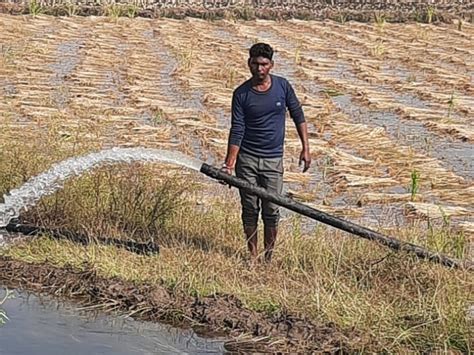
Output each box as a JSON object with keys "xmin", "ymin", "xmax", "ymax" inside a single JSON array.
[
  {"xmin": 414, "ymin": 10, "xmax": 422, "ymax": 23},
  {"xmin": 415, "ymin": 25, "xmax": 430, "ymax": 41},
  {"xmin": 250, "ymin": 299, "xmax": 281, "ymax": 315},
  {"xmin": 65, "ymin": 2, "xmax": 77, "ymax": 16},
  {"xmin": 371, "ymin": 40, "xmax": 385, "ymax": 57},
  {"xmin": 426, "ymin": 211, "xmax": 466, "ymax": 259},
  {"xmin": 106, "ymin": 4, "xmax": 124, "ymax": 19},
  {"xmin": 28, "ymin": 0, "xmax": 43, "ymax": 17},
  {"xmin": 0, "ymin": 307, "xmax": 7, "ymax": 326},
  {"xmin": 322, "ymin": 155, "xmax": 333, "ymax": 181},
  {"xmin": 0, "ymin": 45, "xmax": 14, "ymax": 65},
  {"xmin": 374, "ymin": 12, "xmax": 386, "ymax": 32},
  {"xmin": 225, "ymin": 67, "xmax": 237, "ymax": 89},
  {"xmin": 222, "ymin": 9, "xmax": 237, "ymax": 22},
  {"xmin": 426, "ymin": 6, "xmax": 436, "ymax": 24},
  {"xmin": 409, "ymin": 169, "xmax": 420, "ymax": 202},
  {"xmin": 447, "ymin": 93, "xmax": 455, "ymax": 118},
  {"xmin": 406, "ymin": 73, "xmax": 417, "ymax": 83},
  {"xmin": 336, "ymin": 11, "xmax": 347, "ymax": 24},
  {"xmin": 294, "ymin": 41, "xmax": 303, "ymax": 65},
  {"xmin": 235, "ymin": 6, "xmax": 255, "ymax": 21},
  {"xmin": 177, "ymin": 48, "xmax": 194, "ymax": 72},
  {"xmin": 151, "ymin": 108, "xmax": 167, "ymax": 125},
  {"xmin": 423, "ymin": 136, "xmax": 432, "ymax": 154},
  {"xmin": 126, "ymin": 4, "xmax": 139, "ymax": 18}
]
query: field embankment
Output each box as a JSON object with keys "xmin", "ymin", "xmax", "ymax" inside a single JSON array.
[{"xmin": 0, "ymin": 0, "xmax": 473, "ymax": 22}]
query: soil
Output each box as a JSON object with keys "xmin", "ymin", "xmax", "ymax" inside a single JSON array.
[{"xmin": 0, "ymin": 256, "xmax": 358, "ymax": 353}]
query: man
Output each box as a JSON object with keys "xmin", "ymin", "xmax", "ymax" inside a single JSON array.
[{"xmin": 223, "ymin": 42, "xmax": 311, "ymax": 263}]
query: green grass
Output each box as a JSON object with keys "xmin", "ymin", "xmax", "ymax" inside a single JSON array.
[
  {"xmin": 28, "ymin": 0, "xmax": 43, "ymax": 17},
  {"xmin": 409, "ymin": 169, "xmax": 421, "ymax": 202}
]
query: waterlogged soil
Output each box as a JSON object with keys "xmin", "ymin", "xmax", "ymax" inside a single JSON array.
[{"xmin": 0, "ymin": 256, "xmax": 355, "ymax": 353}]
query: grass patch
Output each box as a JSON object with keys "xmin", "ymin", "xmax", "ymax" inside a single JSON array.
[{"xmin": 1, "ymin": 192, "xmax": 472, "ymax": 352}]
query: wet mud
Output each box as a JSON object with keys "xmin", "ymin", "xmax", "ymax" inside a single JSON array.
[{"xmin": 0, "ymin": 256, "xmax": 356, "ymax": 353}]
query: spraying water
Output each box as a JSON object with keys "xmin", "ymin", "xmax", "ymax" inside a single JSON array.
[{"xmin": 0, "ymin": 147, "xmax": 203, "ymax": 229}]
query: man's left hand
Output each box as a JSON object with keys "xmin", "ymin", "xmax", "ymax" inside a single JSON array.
[{"xmin": 299, "ymin": 149, "xmax": 311, "ymax": 172}]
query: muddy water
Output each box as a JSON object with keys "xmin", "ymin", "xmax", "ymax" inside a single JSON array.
[{"xmin": 0, "ymin": 288, "xmax": 224, "ymax": 354}]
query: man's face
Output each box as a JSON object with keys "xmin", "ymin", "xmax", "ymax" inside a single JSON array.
[{"xmin": 248, "ymin": 56, "xmax": 273, "ymax": 80}]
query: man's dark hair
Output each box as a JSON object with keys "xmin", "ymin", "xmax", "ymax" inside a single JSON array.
[{"xmin": 249, "ymin": 43, "xmax": 273, "ymax": 60}]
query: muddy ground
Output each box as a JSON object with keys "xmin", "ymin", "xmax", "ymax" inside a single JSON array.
[{"xmin": 0, "ymin": 254, "xmax": 359, "ymax": 353}]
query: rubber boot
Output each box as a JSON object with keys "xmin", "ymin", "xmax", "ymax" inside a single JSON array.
[
  {"xmin": 244, "ymin": 225, "xmax": 258, "ymax": 261},
  {"xmin": 264, "ymin": 225, "xmax": 278, "ymax": 262}
]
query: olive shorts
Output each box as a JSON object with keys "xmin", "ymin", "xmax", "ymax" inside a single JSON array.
[{"xmin": 235, "ymin": 152, "xmax": 283, "ymax": 228}]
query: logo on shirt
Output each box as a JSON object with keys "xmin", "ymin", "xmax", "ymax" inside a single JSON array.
[{"xmin": 276, "ymin": 101, "xmax": 282, "ymax": 107}]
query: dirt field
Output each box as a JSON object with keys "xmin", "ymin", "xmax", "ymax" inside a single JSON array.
[
  {"xmin": 1, "ymin": 14, "xmax": 473, "ymax": 234},
  {"xmin": 0, "ymin": 14, "xmax": 473, "ymax": 351}
]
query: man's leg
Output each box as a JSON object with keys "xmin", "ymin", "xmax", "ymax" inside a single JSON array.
[
  {"xmin": 260, "ymin": 157, "xmax": 284, "ymax": 262},
  {"xmin": 235, "ymin": 153, "xmax": 260, "ymax": 260},
  {"xmin": 244, "ymin": 225, "xmax": 258, "ymax": 260},
  {"xmin": 263, "ymin": 225, "xmax": 278, "ymax": 262}
]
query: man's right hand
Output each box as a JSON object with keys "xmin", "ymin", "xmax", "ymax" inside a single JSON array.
[
  {"xmin": 221, "ymin": 163, "xmax": 234, "ymax": 175},
  {"xmin": 220, "ymin": 163, "xmax": 234, "ymax": 188}
]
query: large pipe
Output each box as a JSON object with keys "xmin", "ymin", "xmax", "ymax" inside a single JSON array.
[{"xmin": 200, "ymin": 163, "xmax": 472, "ymax": 270}]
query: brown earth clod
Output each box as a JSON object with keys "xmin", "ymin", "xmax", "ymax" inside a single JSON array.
[{"xmin": 0, "ymin": 256, "xmax": 356, "ymax": 352}]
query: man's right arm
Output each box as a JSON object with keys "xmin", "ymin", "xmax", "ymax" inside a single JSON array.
[{"xmin": 224, "ymin": 92, "xmax": 245, "ymax": 172}]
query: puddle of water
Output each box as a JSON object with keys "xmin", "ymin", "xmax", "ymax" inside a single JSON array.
[
  {"xmin": 0, "ymin": 288, "xmax": 225, "ymax": 355},
  {"xmin": 49, "ymin": 39, "xmax": 84, "ymax": 109},
  {"xmin": 214, "ymin": 108, "xmax": 229, "ymax": 130},
  {"xmin": 394, "ymin": 92, "xmax": 429, "ymax": 109},
  {"xmin": 143, "ymin": 29, "xmax": 204, "ymax": 113},
  {"xmin": 356, "ymin": 203, "xmax": 408, "ymax": 229},
  {"xmin": 0, "ymin": 79, "xmax": 17, "ymax": 97},
  {"xmin": 50, "ymin": 41, "xmax": 83, "ymax": 83},
  {"xmin": 380, "ymin": 64, "xmax": 413, "ymax": 83}
]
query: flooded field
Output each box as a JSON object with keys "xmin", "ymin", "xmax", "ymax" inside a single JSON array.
[
  {"xmin": 0, "ymin": 14, "xmax": 473, "ymax": 352},
  {"xmin": 0, "ymin": 14, "xmax": 472, "ymax": 236}
]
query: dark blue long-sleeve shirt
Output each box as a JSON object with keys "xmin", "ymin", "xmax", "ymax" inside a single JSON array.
[{"xmin": 228, "ymin": 74, "xmax": 305, "ymax": 158}]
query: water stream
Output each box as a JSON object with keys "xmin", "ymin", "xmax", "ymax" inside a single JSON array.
[
  {"xmin": 0, "ymin": 288, "xmax": 224, "ymax": 354},
  {"xmin": 0, "ymin": 148, "xmax": 203, "ymax": 230}
]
